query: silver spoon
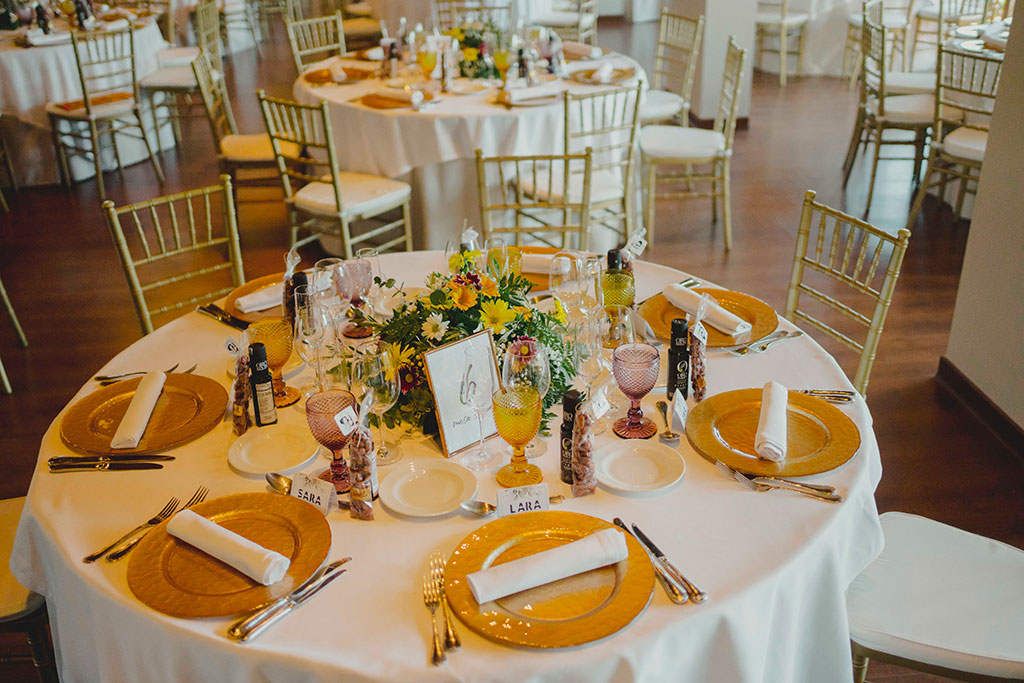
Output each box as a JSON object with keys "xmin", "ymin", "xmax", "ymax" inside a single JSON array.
[
  {"xmin": 753, "ymin": 330, "xmax": 804, "ymax": 353},
  {"xmin": 726, "ymin": 330, "xmax": 789, "ymax": 357},
  {"xmin": 655, "ymin": 401, "xmax": 680, "ymax": 445},
  {"xmin": 460, "ymin": 496, "xmax": 566, "ymax": 517},
  {"xmin": 266, "ymin": 472, "xmax": 354, "ymax": 510}
]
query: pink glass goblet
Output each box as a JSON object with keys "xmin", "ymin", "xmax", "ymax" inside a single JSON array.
[{"xmin": 611, "ymin": 343, "xmax": 660, "ymax": 439}]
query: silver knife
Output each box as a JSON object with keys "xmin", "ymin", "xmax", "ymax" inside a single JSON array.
[
  {"xmin": 630, "ymin": 524, "xmax": 707, "ymax": 603},
  {"xmin": 227, "ymin": 558, "xmax": 352, "ymax": 642},
  {"xmin": 613, "ymin": 518, "xmax": 687, "ymax": 605},
  {"xmin": 49, "ymin": 455, "xmax": 175, "ymax": 465},
  {"xmin": 196, "ymin": 305, "xmax": 249, "ymax": 331},
  {"xmin": 49, "ymin": 462, "xmax": 164, "ymax": 473}
]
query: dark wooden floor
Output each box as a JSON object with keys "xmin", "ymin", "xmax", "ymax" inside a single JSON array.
[{"xmin": 1, "ymin": 16, "xmax": 1020, "ymax": 683}]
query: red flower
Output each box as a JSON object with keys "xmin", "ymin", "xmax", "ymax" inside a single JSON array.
[{"xmin": 400, "ymin": 365, "xmax": 421, "ymax": 393}]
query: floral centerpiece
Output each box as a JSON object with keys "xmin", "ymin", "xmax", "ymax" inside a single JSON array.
[
  {"xmin": 444, "ymin": 22, "xmax": 500, "ymax": 80},
  {"xmin": 350, "ymin": 251, "xmax": 576, "ymax": 437}
]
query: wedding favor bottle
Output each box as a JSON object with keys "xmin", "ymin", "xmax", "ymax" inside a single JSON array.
[
  {"xmin": 601, "ymin": 249, "xmax": 635, "ymax": 308},
  {"xmin": 560, "ymin": 389, "xmax": 582, "ymax": 484},
  {"xmin": 667, "ymin": 318, "xmax": 690, "ymax": 400},
  {"xmin": 249, "ymin": 343, "xmax": 278, "ymax": 427}
]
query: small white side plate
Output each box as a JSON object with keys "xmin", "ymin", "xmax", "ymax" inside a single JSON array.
[
  {"xmin": 379, "ymin": 459, "xmax": 477, "ymax": 517},
  {"xmin": 595, "ymin": 441, "xmax": 686, "ymax": 495},
  {"xmin": 228, "ymin": 424, "xmax": 319, "ymax": 475}
]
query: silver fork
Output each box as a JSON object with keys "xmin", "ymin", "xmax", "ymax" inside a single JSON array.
[
  {"xmin": 98, "ymin": 363, "xmax": 197, "ymax": 386},
  {"xmin": 422, "ymin": 571, "xmax": 446, "ymax": 666},
  {"xmin": 83, "ymin": 496, "xmax": 179, "ymax": 563},
  {"xmin": 105, "ymin": 486, "xmax": 209, "ymax": 562},
  {"xmin": 715, "ymin": 461, "xmax": 843, "ymax": 503},
  {"xmin": 430, "ymin": 551, "xmax": 460, "ymax": 651},
  {"xmin": 94, "ymin": 362, "xmax": 181, "ymax": 382},
  {"xmin": 726, "ymin": 331, "xmax": 789, "ymax": 357}
]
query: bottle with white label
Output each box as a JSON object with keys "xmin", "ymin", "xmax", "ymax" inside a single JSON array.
[{"xmin": 249, "ymin": 343, "xmax": 278, "ymax": 427}]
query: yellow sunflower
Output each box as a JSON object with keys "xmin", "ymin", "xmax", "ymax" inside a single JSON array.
[
  {"xmin": 479, "ymin": 299, "xmax": 516, "ymax": 334},
  {"xmin": 448, "ymin": 283, "xmax": 478, "ymax": 310},
  {"xmin": 479, "ymin": 275, "xmax": 499, "ymax": 298}
]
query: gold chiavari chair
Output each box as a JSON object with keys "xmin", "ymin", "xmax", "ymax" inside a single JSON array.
[
  {"xmin": 640, "ymin": 37, "xmax": 746, "ymax": 249},
  {"xmin": 785, "ymin": 190, "xmax": 910, "ymax": 396},
  {"xmin": 754, "ymin": 0, "xmax": 809, "ymax": 86},
  {"xmin": 475, "ymin": 148, "xmax": 593, "ymax": 249},
  {"xmin": 0, "ymin": 120, "xmax": 16, "ymax": 213},
  {"xmin": 0, "ymin": 273, "xmax": 28, "ymax": 394},
  {"xmin": 639, "ymin": 10, "xmax": 703, "ymax": 125},
  {"xmin": 257, "ymin": 91, "xmax": 413, "ymax": 255},
  {"xmin": 253, "ymin": 0, "xmax": 288, "ymax": 36},
  {"xmin": 102, "ymin": 174, "xmax": 245, "ymax": 335},
  {"xmin": 46, "ymin": 26, "xmax": 164, "ymax": 201},
  {"xmin": 287, "ymin": 12, "xmax": 346, "ymax": 73},
  {"xmin": 843, "ymin": 0, "xmax": 917, "ymax": 88},
  {"xmin": 841, "ymin": 0, "xmax": 933, "ymax": 217},
  {"xmin": 286, "ymin": 0, "xmax": 379, "ymax": 47},
  {"xmin": 910, "ymin": 0, "xmax": 992, "ymax": 69},
  {"xmin": 906, "ymin": 44, "xmax": 1001, "ymax": 228},
  {"xmin": 139, "ymin": 0, "xmax": 222, "ymax": 145},
  {"xmin": 158, "ymin": 0, "xmax": 221, "ymax": 69},
  {"xmin": 533, "ymin": 0, "xmax": 597, "ymax": 45},
  {"xmin": 221, "ymin": 0, "xmax": 264, "ymax": 58},
  {"xmin": 192, "ymin": 53, "xmax": 284, "ymax": 191},
  {"xmin": 435, "ymin": 0, "xmax": 512, "ymax": 31}
]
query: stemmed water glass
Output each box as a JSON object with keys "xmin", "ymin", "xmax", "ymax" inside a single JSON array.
[
  {"xmin": 484, "ymin": 237, "xmax": 508, "ymax": 279},
  {"xmin": 293, "ymin": 284, "xmax": 327, "ymax": 397},
  {"xmin": 502, "ymin": 341, "xmax": 550, "ymax": 458},
  {"xmin": 492, "ymin": 384, "xmax": 543, "ymax": 488},
  {"xmin": 247, "ymin": 316, "xmax": 301, "ymax": 407},
  {"xmin": 457, "ymin": 346, "xmax": 503, "ymax": 471},
  {"xmin": 549, "ymin": 251, "xmax": 584, "ymax": 323},
  {"xmin": 581, "ymin": 255, "xmax": 604, "ymax": 316},
  {"xmin": 611, "ymin": 343, "xmax": 661, "ymax": 439},
  {"xmin": 355, "ymin": 247, "xmax": 383, "ymax": 312},
  {"xmin": 348, "ymin": 345, "xmax": 403, "ymax": 465},
  {"xmin": 305, "ymin": 390, "xmax": 358, "ymax": 493}
]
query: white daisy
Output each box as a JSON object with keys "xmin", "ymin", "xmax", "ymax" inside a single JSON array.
[{"xmin": 421, "ymin": 312, "xmax": 449, "ymax": 341}]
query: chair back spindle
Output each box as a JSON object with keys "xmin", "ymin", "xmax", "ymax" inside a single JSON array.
[{"xmin": 287, "ymin": 11, "xmax": 347, "ymax": 73}]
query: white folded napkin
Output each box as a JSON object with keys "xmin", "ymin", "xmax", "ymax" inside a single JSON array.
[
  {"xmin": 236, "ymin": 283, "xmax": 283, "ymax": 313},
  {"xmin": 663, "ymin": 284, "xmax": 752, "ymax": 337},
  {"xmin": 501, "ymin": 82, "xmax": 562, "ymax": 104},
  {"xmin": 466, "ymin": 527, "xmax": 628, "ymax": 604},
  {"xmin": 27, "ymin": 30, "xmax": 72, "ymax": 46},
  {"xmin": 101, "ymin": 18, "xmax": 130, "ymax": 30},
  {"xmin": 167, "ymin": 509, "xmax": 290, "ymax": 585},
  {"xmin": 328, "ymin": 61, "xmax": 348, "ymax": 83},
  {"xmin": 519, "ymin": 253, "xmax": 553, "ymax": 274},
  {"xmin": 592, "ymin": 61, "xmax": 614, "ymax": 83},
  {"xmin": 755, "ymin": 381, "xmax": 788, "ymax": 462},
  {"xmin": 356, "ymin": 46, "xmax": 385, "ymax": 60},
  {"xmin": 562, "ymin": 41, "xmax": 603, "ymax": 60},
  {"xmin": 670, "ymin": 387, "xmax": 688, "ymax": 432},
  {"xmin": 630, "ymin": 308, "xmax": 657, "ymax": 343},
  {"xmin": 374, "ymin": 87, "xmax": 424, "ymax": 106},
  {"xmin": 110, "ymin": 372, "xmax": 166, "ymax": 449}
]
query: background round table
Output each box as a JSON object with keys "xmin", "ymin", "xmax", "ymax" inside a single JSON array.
[
  {"xmin": 12, "ymin": 252, "xmax": 884, "ymax": 682},
  {"xmin": 293, "ymin": 53, "xmax": 647, "ymax": 251},
  {"xmin": 367, "ymin": 0, "xmax": 554, "ymax": 31},
  {"xmin": 0, "ymin": 20, "xmax": 174, "ymax": 186}
]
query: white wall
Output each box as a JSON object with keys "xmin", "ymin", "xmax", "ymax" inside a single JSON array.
[{"xmin": 944, "ymin": 26, "xmax": 1024, "ymax": 429}]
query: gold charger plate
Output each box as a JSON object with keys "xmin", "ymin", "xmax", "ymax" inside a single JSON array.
[
  {"xmin": 60, "ymin": 373, "xmax": 227, "ymax": 456},
  {"xmin": 569, "ymin": 66, "xmax": 637, "ymax": 85},
  {"xmin": 360, "ymin": 92, "xmax": 434, "ymax": 109},
  {"xmin": 224, "ymin": 272, "xmax": 285, "ymax": 324},
  {"xmin": 639, "ymin": 288, "xmax": 779, "ymax": 348},
  {"xmin": 127, "ymin": 492, "xmax": 330, "ymax": 618},
  {"xmin": 445, "ymin": 510, "xmax": 655, "ymax": 648},
  {"xmin": 686, "ymin": 388, "xmax": 861, "ymax": 477}
]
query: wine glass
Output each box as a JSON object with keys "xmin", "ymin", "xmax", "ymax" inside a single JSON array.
[
  {"xmin": 293, "ymin": 285, "xmax": 326, "ymax": 397},
  {"xmin": 581, "ymin": 255, "xmax": 604, "ymax": 316},
  {"xmin": 347, "ymin": 258, "xmax": 373, "ymax": 308},
  {"xmin": 417, "ymin": 43, "xmax": 438, "ymax": 80},
  {"xmin": 492, "ymin": 385, "xmax": 543, "ymax": 488},
  {"xmin": 348, "ymin": 345, "xmax": 403, "ymax": 466},
  {"xmin": 502, "ymin": 341, "xmax": 550, "ymax": 459},
  {"xmin": 484, "ymin": 237, "xmax": 508, "ymax": 279},
  {"xmin": 457, "ymin": 346, "xmax": 503, "ymax": 471},
  {"xmin": 305, "ymin": 390, "xmax": 358, "ymax": 494},
  {"xmin": 247, "ymin": 316, "xmax": 301, "ymax": 407},
  {"xmin": 355, "ymin": 247, "xmax": 382, "ymax": 312},
  {"xmin": 573, "ymin": 320, "xmax": 603, "ymax": 400},
  {"xmin": 611, "ymin": 343, "xmax": 661, "ymax": 439},
  {"xmin": 549, "ymin": 251, "xmax": 584, "ymax": 323},
  {"xmin": 493, "ymin": 33, "xmax": 516, "ymax": 90}
]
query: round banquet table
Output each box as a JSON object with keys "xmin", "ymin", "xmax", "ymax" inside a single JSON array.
[
  {"xmin": 293, "ymin": 53, "xmax": 647, "ymax": 251},
  {"xmin": 0, "ymin": 19, "xmax": 175, "ymax": 186},
  {"xmin": 12, "ymin": 252, "xmax": 884, "ymax": 683},
  {"xmin": 367, "ymin": 0, "xmax": 553, "ymax": 31}
]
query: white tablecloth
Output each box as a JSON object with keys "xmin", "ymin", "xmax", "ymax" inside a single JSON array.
[
  {"xmin": 756, "ymin": 0, "xmax": 858, "ymax": 77},
  {"xmin": 0, "ymin": 20, "xmax": 173, "ymax": 186},
  {"xmin": 12, "ymin": 251, "xmax": 884, "ymax": 683},
  {"xmin": 294, "ymin": 53, "xmax": 646, "ymax": 249},
  {"xmin": 368, "ymin": 0, "xmax": 552, "ymax": 31}
]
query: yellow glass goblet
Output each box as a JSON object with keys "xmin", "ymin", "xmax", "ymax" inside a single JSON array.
[
  {"xmin": 247, "ymin": 316, "xmax": 301, "ymax": 407},
  {"xmin": 492, "ymin": 386, "xmax": 543, "ymax": 488},
  {"xmin": 417, "ymin": 49, "xmax": 437, "ymax": 80}
]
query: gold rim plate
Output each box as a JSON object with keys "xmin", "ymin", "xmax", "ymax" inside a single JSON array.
[
  {"xmin": 60, "ymin": 373, "xmax": 228, "ymax": 456},
  {"xmin": 686, "ymin": 388, "xmax": 861, "ymax": 476},
  {"xmin": 640, "ymin": 288, "xmax": 779, "ymax": 348},
  {"xmin": 224, "ymin": 272, "xmax": 286, "ymax": 324},
  {"xmin": 569, "ymin": 67, "xmax": 636, "ymax": 85},
  {"xmin": 360, "ymin": 92, "xmax": 435, "ymax": 109},
  {"xmin": 128, "ymin": 492, "xmax": 330, "ymax": 618},
  {"xmin": 445, "ymin": 510, "xmax": 654, "ymax": 648}
]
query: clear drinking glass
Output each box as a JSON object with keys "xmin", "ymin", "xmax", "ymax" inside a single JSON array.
[
  {"xmin": 355, "ymin": 248, "xmax": 382, "ymax": 312},
  {"xmin": 502, "ymin": 342, "xmax": 550, "ymax": 458},
  {"xmin": 549, "ymin": 250, "xmax": 584, "ymax": 323},
  {"xmin": 581, "ymin": 255, "xmax": 604, "ymax": 316},
  {"xmin": 457, "ymin": 346, "xmax": 504, "ymax": 471},
  {"xmin": 294, "ymin": 284, "xmax": 326, "ymax": 397},
  {"xmin": 611, "ymin": 343, "xmax": 661, "ymax": 439},
  {"xmin": 484, "ymin": 237, "xmax": 508, "ymax": 279},
  {"xmin": 348, "ymin": 345, "xmax": 403, "ymax": 465}
]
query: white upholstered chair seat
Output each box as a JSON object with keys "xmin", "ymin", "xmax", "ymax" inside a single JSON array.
[
  {"xmin": 140, "ymin": 65, "xmax": 199, "ymax": 89},
  {"xmin": 640, "ymin": 126, "xmax": 726, "ymax": 162},
  {"xmin": 45, "ymin": 96, "xmax": 137, "ymax": 120},
  {"xmin": 516, "ymin": 168, "xmax": 624, "ymax": 204},
  {"xmin": 847, "ymin": 512, "xmax": 1024, "ymax": 679},
  {"xmin": 1, "ymin": 497, "xmax": 44, "ymax": 623},
  {"xmin": 917, "ymin": 6, "xmax": 980, "ymax": 21},
  {"xmin": 868, "ymin": 93, "xmax": 934, "ymax": 124},
  {"xmin": 880, "ymin": 71, "xmax": 935, "ymax": 95},
  {"xmin": 756, "ymin": 10, "xmax": 810, "ymax": 26},
  {"xmin": 846, "ymin": 10, "xmax": 909, "ymax": 29},
  {"xmin": 157, "ymin": 46, "xmax": 201, "ymax": 68},
  {"xmin": 293, "ymin": 174, "xmax": 411, "ymax": 217},
  {"xmin": 640, "ymin": 90, "xmax": 687, "ymax": 123},
  {"xmin": 939, "ymin": 127, "xmax": 987, "ymax": 162},
  {"xmin": 535, "ymin": 11, "xmax": 597, "ymax": 28},
  {"xmin": 220, "ymin": 134, "xmax": 297, "ymax": 162},
  {"xmin": 345, "ymin": 1, "xmax": 374, "ymax": 17}
]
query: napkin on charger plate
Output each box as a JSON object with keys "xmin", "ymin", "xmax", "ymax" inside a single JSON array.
[
  {"xmin": 328, "ymin": 61, "xmax": 348, "ymax": 83},
  {"xmin": 167, "ymin": 509, "xmax": 290, "ymax": 585},
  {"xmin": 374, "ymin": 86, "xmax": 424, "ymax": 106},
  {"xmin": 500, "ymin": 82, "xmax": 562, "ymax": 105},
  {"xmin": 466, "ymin": 528, "xmax": 628, "ymax": 604},
  {"xmin": 235, "ymin": 283, "xmax": 283, "ymax": 313},
  {"xmin": 591, "ymin": 61, "xmax": 614, "ymax": 83},
  {"xmin": 755, "ymin": 381, "xmax": 788, "ymax": 461},
  {"xmin": 562, "ymin": 40, "xmax": 603, "ymax": 60},
  {"xmin": 519, "ymin": 253, "xmax": 554, "ymax": 274},
  {"xmin": 663, "ymin": 284, "xmax": 752, "ymax": 337},
  {"xmin": 110, "ymin": 371, "xmax": 166, "ymax": 449}
]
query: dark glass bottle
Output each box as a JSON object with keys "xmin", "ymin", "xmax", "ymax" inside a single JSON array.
[
  {"xmin": 560, "ymin": 389, "xmax": 582, "ymax": 484},
  {"xmin": 34, "ymin": 2, "xmax": 50, "ymax": 34},
  {"xmin": 667, "ymin": 318, "xmax": 690, "ymax": 400},
  {"xmin": 249, "ymin": 343, "xmax": 278, "ymax": 426}
]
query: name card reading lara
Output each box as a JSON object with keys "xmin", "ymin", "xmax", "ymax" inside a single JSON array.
[
  {"xmin": 291, "ymin": 472, "xmax": 337, "ymax": 515},
  {"xmin": 497, "ymin": 484, "xmax": 550, "ymax": 518},
  {"xmin": 333, "ymin": 405, "xmax": 358, "ymax": 437}
]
